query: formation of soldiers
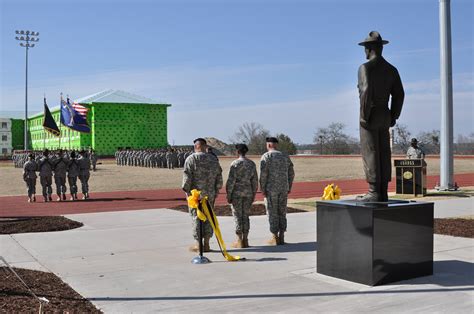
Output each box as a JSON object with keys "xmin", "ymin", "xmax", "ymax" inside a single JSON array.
[
  {"xmin": 19, "ymin": 149, "xmax": 94, "ymax": 202},
  {"xmin": 182, "ymin": 137, "xmax": 294, "ymax": 251},
  {"xmin": 13, "ymin": 149, "xmax": 98, "ymax": 171},
  {"xmin": 115, "ymin": 148, "xmax": 193, "ymax": 169}
]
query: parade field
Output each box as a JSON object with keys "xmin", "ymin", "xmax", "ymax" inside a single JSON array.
[{"xmin": 1, "ymin": 156, "xmax": 473, "ymax": 196}]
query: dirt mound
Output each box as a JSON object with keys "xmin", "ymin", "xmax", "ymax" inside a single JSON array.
[{"xmin": 204, "ymin": 137, "xmax": 233, "ymax": 156}]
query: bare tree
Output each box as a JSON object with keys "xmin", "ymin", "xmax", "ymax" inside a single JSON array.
[
  {"xmin": 230, "ymin": 122, "xmax": 270, "ymax": 154},
  {"xmin": 392, "ymin": 124, "xmax": 411, "ymax": 153},
  {"xmin": 417, "ymin": 130, "xmax": 440, "ymax": 154},
  {"xmin": 313, "ymin": 122, "xmax": 356, "ymax": 154}
]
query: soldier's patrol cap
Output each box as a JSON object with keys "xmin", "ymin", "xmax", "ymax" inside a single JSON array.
[
  {"xmin": 193, "ymin": 138, "xmax": 207, "ymax": 145},
  {"xmin": 411, "ymin": 138, "xmax": 418, "ymax": 143},
  {"xmin": 235, "ymin": 143, "xmax": 249, "ymax": 153},
  {"xmin": 28, "ymin": 153, "xmax": 34, "ymax": 158},
  {"xmin": 266, "ymin": 137, "xmax": 279, "ymax": 143}
]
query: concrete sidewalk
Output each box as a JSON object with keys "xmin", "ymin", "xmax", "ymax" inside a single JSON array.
[{"xmin": 1, "ymin": 199, "xmax": 473, "ymax": 313}]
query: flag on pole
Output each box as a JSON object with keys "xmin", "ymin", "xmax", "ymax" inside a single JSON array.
[
  {"xmin": 60, "ymin": 96, "xmax": 91, "ymax": 133},
  {"xmin": 43, "ymin": 97, "xmax": 60, "ymax": 136}
]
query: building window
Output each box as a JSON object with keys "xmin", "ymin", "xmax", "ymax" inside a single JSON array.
[
  {"xmin": 2, "ymin": 148, "xmax": 7, "ymax": 154},
  {"xmin": 1, "ymin": 122, "xmax": 7, "ymax": 129},
  {"xmin": 2, "ymin": 135, "xmax": 7, "ymax": 141}
]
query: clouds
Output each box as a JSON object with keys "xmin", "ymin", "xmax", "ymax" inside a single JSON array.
[{"xmin": 1, "ymin": 63, "xmax": 472, "ymax": 144}]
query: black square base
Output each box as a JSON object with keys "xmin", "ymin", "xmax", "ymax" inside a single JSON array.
[{"xmin": 316, "ymin": 200, "xmax": 433, "ymax": 286}]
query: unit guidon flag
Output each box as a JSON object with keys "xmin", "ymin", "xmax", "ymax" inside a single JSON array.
[{"xmin": 42, "ymin": 97, "xmax": 61, "ymax": 136}]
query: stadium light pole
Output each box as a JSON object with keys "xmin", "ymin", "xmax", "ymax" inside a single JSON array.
[{"xmin": 15, "ymin": 30, "xmax": 39, "ymax": 150}]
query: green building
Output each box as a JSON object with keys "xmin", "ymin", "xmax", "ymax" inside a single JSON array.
[{"xmin": 28, "ymin": 90, "xmax": 171, "ymax": 155}]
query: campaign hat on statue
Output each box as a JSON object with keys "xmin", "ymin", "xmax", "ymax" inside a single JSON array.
[{"xmin": 358, "ymin": 31, "xmax": 389, "ymax": 46}]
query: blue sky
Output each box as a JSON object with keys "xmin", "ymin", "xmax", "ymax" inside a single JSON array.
[{"xmin": 1, "ymin": 0, "xmax": 472, "ymax": 144}]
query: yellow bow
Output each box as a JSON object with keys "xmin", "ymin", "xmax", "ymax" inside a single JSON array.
[{"xmin": 322, "ymin": 184, "xmax": 342, "ymax": 200}]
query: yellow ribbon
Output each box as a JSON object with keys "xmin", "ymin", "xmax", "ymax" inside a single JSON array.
[
  {"xmin": 187, "ymin": 189, "xmax": 243, "ymax": 261},
  {"xmin": 322, "ymin": 184, "xmax": 342, "ymax": 200}
]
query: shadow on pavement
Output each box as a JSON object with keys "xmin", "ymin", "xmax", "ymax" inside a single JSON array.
[{"xmin": 229, "ymin": 241, "xmax": 317, "ymax": 253}]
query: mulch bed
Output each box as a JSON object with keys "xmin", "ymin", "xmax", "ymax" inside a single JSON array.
[
  {"xmin": 170, "ymin": 203, "xmax": 306, "ymax": 216},
  {"xmin": 0, "ymin": 216, "xmax": 83, "ymax": 234},
  {"xmin": 434, "ymin": 218, "xmax": 474, "ymax": 238},
  {"xmin": 0, "ymin": 267, "xmax": 101, "ymax": 313}
]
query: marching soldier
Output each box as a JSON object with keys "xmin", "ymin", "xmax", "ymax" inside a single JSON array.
[
  {"xmin": 260, "ymin": 137, "xmax": 295, "ymax": 245},
  {"xmin": 68, "ymin": 151, "xmax": 80, "ymax": 200},
  {"xmin": 78, "ymin": 150, "xmax": 91, "ymax": 199},
  {"xmin": 226, "ymin": 144, "xmax": 258, "ymax": 248},
  {"xmin": 38, "ymin": 149, "xmax": 54, "ymax": 202},
  {"xmin": 23, "ymin": 153, "xmax": 38, "ymax": 202},
  {"xmin": 90, "ymin": 149, "xmax": 98, "ymax": 171},
  {"xmin": 53, "ymin": 149, "xmax": 68, "ymax": 201},
  {"xmin": 182, "ymin": 138, "xmax": 223, "ymax": 252}
]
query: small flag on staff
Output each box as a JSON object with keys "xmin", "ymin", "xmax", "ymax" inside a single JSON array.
[{"xmin": 43, "ymin": 97, "xmax": 60, "ymax": 136}]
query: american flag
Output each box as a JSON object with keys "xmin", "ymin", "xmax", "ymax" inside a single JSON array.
[{"xmin": 71, "ymin": 102, "xmax": 88, "ymax": 119}]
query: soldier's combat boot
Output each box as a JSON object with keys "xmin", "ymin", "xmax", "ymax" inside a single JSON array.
[
  {"xmin": 189, "ymin": 241, "xmax": 199, "ymax": 252},
  {"xmin": 57, "ymin": 194, "xmax": 62, "ymax": 202},
  {"xmin": 48, "ymin": 195, "xmax": 53, "ymax": 202},
  {"xmin": 231, "ymin": 233, "xmax": 243, "ymax": 248},
  {"xmin": 242, "ymin": 232, "xmax": 250, "ymax": 248},
  {"xmin": 70, "ymin": 194, "xmax": 75, "ymax": 201},
  {"xmin": 278, "ymin": 231, "xmax": 285, "ymax": 245},
  {"xmin": 32, "ymin": 195, "xmax": 36, "ymax": 202},
  {"xmin": 62, "ymin": 193, "xmax": 66, "ymax": 201},
  {"xmin": 44, "ymin": 196, "xmax": 48, "ymax": 202},
  {"xmin": 27, "ymin": 197, "xmax": 32, "ymax": 203},
  {"xmin": 267, "ymin": 233, "xmax": 278, "ymax": 246},
  {"xmin": 356, "ymin": 183, "xmax": 380, "ymax": 202},
  {"xmin": 204, "ymin": 237, "xmax": 211, "ymax": 252}
]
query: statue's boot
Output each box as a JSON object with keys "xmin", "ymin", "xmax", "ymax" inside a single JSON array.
[
  {"xmin": 242, "ymin": 232, "xmax": 250, "ymax": 248},
  {"xmin": 278, "ymin": 231, "xmax": 285, "ymax": 245},
  {"xmin": 231, "ymin": 233, "xmax": 243, "ymax": 248},
  {"xmin": 189, "ymin": 241, "xmax": 199, "ymax": 252},
  {"xmin": 204, "ymin": 237, "xmax": 211, "ymax": 252},
  {"xmin": 267, "ymin": 233, "xmax": 279, "ymax": 246},
  {"xmin": 380, "ymin": 182, "xmax": 389, "ymax": 202},
  {"xmin": 357, "ymin": 183, "xmax": 380, "ymax": 202}
]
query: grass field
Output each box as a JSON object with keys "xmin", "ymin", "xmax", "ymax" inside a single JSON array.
[{"xmin": 0, "ymin": 156, "xmax": 473, "ymax": 196}]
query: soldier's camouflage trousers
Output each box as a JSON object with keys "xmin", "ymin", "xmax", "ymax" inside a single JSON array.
[
  {"xmin": 231, "ymin": 196, "xmax": 253, "ymax": 234},
  {"xmin": 68, "ymin": 176, "xmax": 78, "ymax": 194},
  {"xmin": 25, "ymin": 178, "xmax": 36, "ymax": 197},
  {"xmin": 40, "ymin": 176, "xmax": 53, "ymax": 197},
  {"xmin": 54, "ymin": 175, "xmax": 67, "ymax": 195},
  {"xmin": 79, "ymin": 174, "xmax": 90, "ymax": 194},
  {"xmin": 189, "ymin": 196, "xmax": 215, "ymax": 240},
  {"xmin": 264, "ymin": 192, "xmax": 288, "ymax": 234}
]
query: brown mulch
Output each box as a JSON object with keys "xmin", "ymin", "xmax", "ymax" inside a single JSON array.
[
  {"xmin": 0, "ymin": 216, "xmax": 83, "ymax": 234},
  {"xmin": 0, "ymin": 267, "xmax": 101, "ymax": 313},
  {"xmin": 170, "ymin": 203, "xmax": 306, "ymax": 216},
  {"xmin": 434, "ymin": 218, "xmax": 474, "ymax": 238}
]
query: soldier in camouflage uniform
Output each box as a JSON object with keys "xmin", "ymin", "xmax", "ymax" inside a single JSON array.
[
  {"xmin": 78, "ymin": 150, "xmax": 91, "ymax": 199},
  {"xmin": 68, "ymin": 151, "xmax": 80, "ymax": 200},
  {"xmin": 23, "ymin": 153, "xmax": 38, "ymax": 202},
  {"xmin": 226, "ymin": 144, "xmax": 258, "ymax": 248},
  {"xmin": 182, "ymin": 138, "xmax": 223, "ymax": 252},
  {"xmin": 53, "ymin": 149, "xmax": 68, "ymax": 201},
  {"xmin": 406, "ymin": 138, "xmax": 425, "ymax": 159},
  {"xmin": 38, "ymin": 149, "xmax": 54, "ymax": 202},
  {"xmin": 260, "ymin": 137, "xmax": 295, "ymax": 245}
]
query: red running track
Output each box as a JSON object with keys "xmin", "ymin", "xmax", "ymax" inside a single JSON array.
[{"xmin": 1, "ymin": 173, "xmax": 472, "ymax": 217}]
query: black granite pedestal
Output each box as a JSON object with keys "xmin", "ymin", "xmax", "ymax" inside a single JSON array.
[{"xmin": 316, "ymin": 200, "xmax": 433, "ymax": 286}]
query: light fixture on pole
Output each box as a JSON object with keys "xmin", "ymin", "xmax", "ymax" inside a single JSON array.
[{"xmin": 15, "ymin": 30, "xmax": 40, "ymax": 150}]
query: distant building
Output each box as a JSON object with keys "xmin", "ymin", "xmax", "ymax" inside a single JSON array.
[
  {"xmin": 0, "ymin": 118, "xmax": 12, "ymax": 156},
  {"xmin": 25, "ymin": 90, "xmax": 171, "ymax": 155}
]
